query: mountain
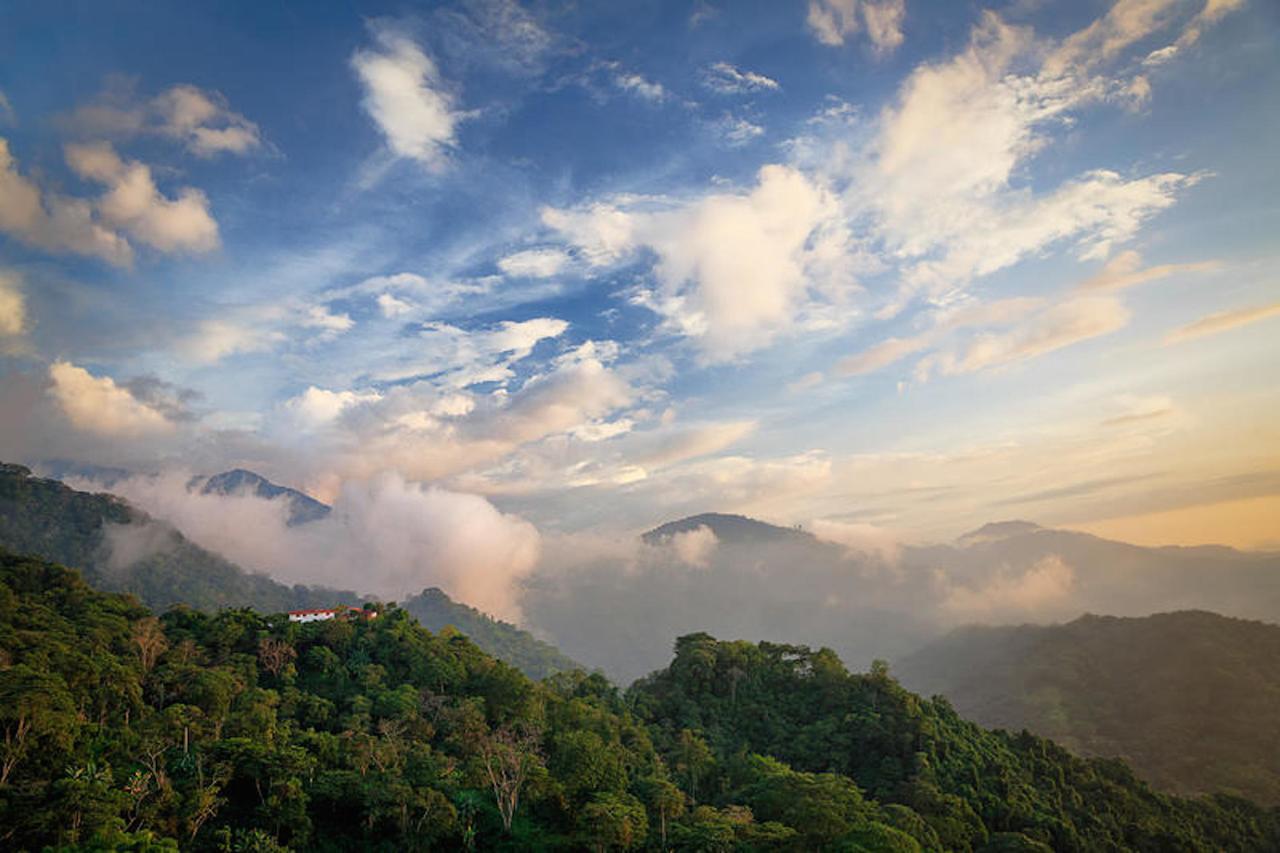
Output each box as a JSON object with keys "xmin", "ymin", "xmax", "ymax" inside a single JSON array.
[
  {"xmin": 894, "ymin": 610, "xmax": 1280, "ymax": 805},
  {"xmin": 191, "ymin": 468, "xmax": 332, "ymax": 526},
  {"xmin": 0, "ymin": 462, "xmax": 580, "ymax": 680},
  {"xmin": 401, "ymin": 586, "xmax": 583, "ymax": 680},
  {"xmin": 530, "ymin": 510, "xmax": 1280, "ymax": 683},
  {"xmin": 0, "ymin": 462, "xmax": 353, "ymax": 612},
  {"xmin": 626, "ymin": 631, "xmax": 1279, "ymax": 851},
  {"xmin": 4, "ymin": 552, "xmax": 1276, "ymax": 851},
  {"xmin": 642, "ymin": 512, "xmax": 812, "ymax": 546}
]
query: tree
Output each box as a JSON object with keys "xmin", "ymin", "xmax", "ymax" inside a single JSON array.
[
  {"xmin": 257, "ymin": 636, "xmax": 297, "ymax": 678},
  {"xmin": 638, "ymin": 775, "xmax": 685, "ymax": 850},
  {"xmin": 478, "ymin": 723, "xmax": 543, "ymax": 833},
  {"xmin": 133, "ymin": 617, "xmax": 168, "ymax": 674},
  {"xmin": 675, "ymin": 729, "xmax": 713, "ymax": 802},
  {"xmin": 578, "ymin": 791, "xmax": 648, "ymax": 852}
]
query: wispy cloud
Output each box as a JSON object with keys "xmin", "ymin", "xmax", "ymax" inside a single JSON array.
[{"xmin": 1165, "ymin": 300, "xmax": 1280, "ymax": 344}]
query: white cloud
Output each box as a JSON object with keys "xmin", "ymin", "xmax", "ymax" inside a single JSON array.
[
  {"xmin": 940, "ymin": 555, "xmax": 1076, "ymax": 620},
  {"xmin": 377, "ymin": 292, "xmax": 414, "ymax": 318},
  {"xmin": 65, "ymin": 141, "xmax": 219, "ymax": 254},
  {"xmin": 351, "ymin": 25, "xmax": 463, "ymax": 169},
  {"xmin": 0, "ymin": 138, "xmax": 133, "ymax": 265},
  {"xmin": 300, "ymin": 304, "xmax": 355, "ymax": 338},
  {"xmin": 48, "ymin": 361, "xmax": 175, "ymax": 437},
  {"xmin": 182, "ymin": 318, "xmax": 287, "ymax": 364},
  {"xmin": 613, "ymin": 71, "xmax": 668, "ymax": 102},
  {"xmin": 806, "ymin": 0, "xmax": 906, "ymax": 55},
  {"xmin": 701, "ymin": 62, "xmax": 780, "ymax": 94},
  {"xmin": 811, "ymin": 519, "xmax": 901, "ymax": 564},
  {"xmin": 0, "ymin": 270, "xmax": 27, "ymax": 338},
  {"xmin": 281, "ymin": 386, "xmax": 383, "ymax": 430},
  {"xmin": 713, "ymin": 114, "xmax": 765, "ymax": 146},
  {"xmin": 670, "ymin": 525, "xmax": 718, "ymax": 568},
  {"xmin": 0, "ymin": 91, "xmax": 14, "ymax": 125},
  {"xmin": 64, "ymin": 82, "xmax": 262, "ymax": 157},
  {"xmin": 1164, "ymin": 300, "xmax": 1280, "ymax": 344},
  {"xmin": 842, "ymin": 11, "xmax": 1198, "ymax": 301},
  {"xmin": 546, "ymin": 165, "xmax": 853, "ymax": 361},
  {"xmin": 498, "ymin": 246, "xmax": 572, "ymax": 278},
  {"xmin": 104, "ymin": 470, "xmax": 541, "ymax": 620}
]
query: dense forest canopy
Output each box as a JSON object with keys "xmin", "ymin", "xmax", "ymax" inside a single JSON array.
[{"xmin": 1, "ymin": 549, "xmax": 1277, "ymax": 851}]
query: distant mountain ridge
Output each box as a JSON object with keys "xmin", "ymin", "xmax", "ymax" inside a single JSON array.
[{"xmin": 894, "ymin": 609, "xmax": 1280, "ymax": 805}]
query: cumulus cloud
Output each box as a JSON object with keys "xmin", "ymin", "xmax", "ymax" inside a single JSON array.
[
  {"xmin": 1164, "ymin": 300, "xmax": 1280, "ymax": 344},
  {"xmin": 701, "ymin": 62, "xmax": 780, "ymax": 94},
  {"xmin": 101, "ymin": 470, "xmax": 541, "ymax": 620},
  {"xmin": 806, "ymin": 0, "xmax": 906, "ymax": 54},
  {"xmin": 546, "ymin": 165, "xmax": 854, "ymax": 361},
  {"xmin": 62, "ymin": 80, "xmax": 262, "ymax": 157},
  {"xmin": 352, "ymin": 25, "xmax": 464, "ymax": 169},
  {"xmin": 498, "ymin": 247, "xmax": 572, "ymax": 278},
  {"xmin": 0, "ymin": 138, "xmax": 133, "ymax": 265},
  {"xmin": 65, "ymin": 141, "xmax": 219, "ymax": 254},
  {"xmin": 47, "ymin": 361, "xmax": 176, "ymax": 437},
  {"xmin": 0, "ymin": 270, "xmax": 28, "ymax": 339}
]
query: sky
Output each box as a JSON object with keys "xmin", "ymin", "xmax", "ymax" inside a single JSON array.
[{"xmin": 1, "ymin": 0, "xmax": 1278, "ymax": 554}]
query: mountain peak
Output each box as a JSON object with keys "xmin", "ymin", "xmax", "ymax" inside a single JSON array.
[
  {"xmin": 958, "ymin": 520, "xmax": 1043, "ymax": 544},
  {"xmin": 195, "ymin": 468, "xmax": 331, "ymax": 526},
  {"xmin": 642, "ymin": 512, "xmax": 811, "ymax": 545}
]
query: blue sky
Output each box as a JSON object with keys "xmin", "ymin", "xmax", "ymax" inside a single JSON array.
[{"xmin": 1, "ymin": 0, "xmax": 1278, "ymax": 549}]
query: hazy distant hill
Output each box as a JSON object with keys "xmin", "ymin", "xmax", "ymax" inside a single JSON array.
[
  {"xmin": 895, "ymin": 610, "xmax": 1280, "ymax": 805},
  {"xmin": 0, "ymin": 462, "xmax": 580, "ymax": 679},
  {"xmin": 401, "ymin": 587, "xmax": 582, "ymax": 680}
]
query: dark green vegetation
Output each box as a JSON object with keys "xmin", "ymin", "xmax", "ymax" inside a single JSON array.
[
  {"xmin": 628, "ymin": 633, "xmax": 1280, "ymax": 851},
  {"xmin": 402, "ymin": 588, "xmax": 581, "ymax": 682},
  {"xmin": 894, "ymin": 611, "xmax": 1280, "ymax": 806},
  {"xmin": 3, "ymin": 552, "xmax": 1278, "ymax": 851},
  {"xmin": 0, "ymin": 463, "xmax": 580, "ymax": 680}
]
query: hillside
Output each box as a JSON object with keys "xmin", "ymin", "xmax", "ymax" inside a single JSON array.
[
  {"xmin": 0, "ymin": 462, "xmax": 352, "ymax": 613},
  {"xmin": 3, "ymin": 551, "xmax": 1277, "ymax": 851},
  {"xmin": 0, "ymin": 463, "xmax": 580, "ymax": 681},
  {"xmin": 894, "ymin": 611, "xmax": 1280, "ymax": 805},
  {"xmin": 628, "ymin": 632, "xmax": 1280, "ymax": 851},
  {"xmin": 401, "ymin": 587, "xmax": 583, "ymax": 680}
]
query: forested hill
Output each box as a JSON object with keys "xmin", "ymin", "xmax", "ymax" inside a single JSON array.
[
  {"xmin": 627, "ymin": 633, "xmax": 1280, "ymax": 851},
  {"xmin": 3, "ymin": 552, "xmax": 1277, "ymax": 852},
  {"xmin": 401, "ymin": 587, "xmax": 582, "ymax": 680},
  {"xmin": 0, "ymin": 463, "xmax": 580, "ymax": 681},
  {"xmin": 893, "ymin": 611, "xmax": 1280, "ymax": 805}
]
